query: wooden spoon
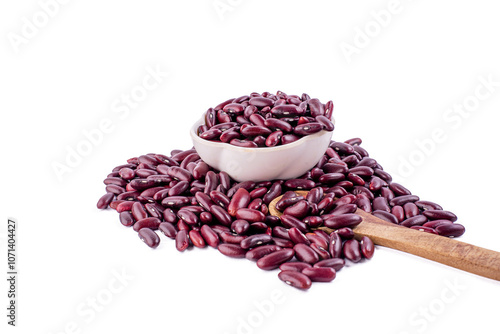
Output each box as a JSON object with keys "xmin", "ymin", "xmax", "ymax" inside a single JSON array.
[{"xmin": 269, "ymin": 191, "xmax": 500, "ymax": 281}]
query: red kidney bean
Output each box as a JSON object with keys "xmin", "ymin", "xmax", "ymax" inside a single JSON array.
[
  {"xmin": 324, "ymin": 214, "xmax": 362, "ymax": 229},
  {"xmin": 281, "ymin": 134, "xmax": 301, "ymax": 145},
  {"xmin": 276, "ymin": 195, "xmax": 305, "ymax": 212},
  {"xmin": 228, "ymin": 188, "xmax": 251, "ymax": 216},
  {"xmin": 109, "ymin": 200, "xmax": 124, "ymax": 210},
  {"xmin": 240, "ymin": 125, "xmax": 272, "ymax": 137},
  {"xmin": 310, "ymin": 243, "xmax": 330, "ymax": 260},
  {"xmin": 220, "ymin": 130, "xmax": 240, "ymax": 143},
  {"xmin": 279, "ymin": 262, "xmax": 312, "ymax": 272},
  {"xmin": 204, "ymin": 171, "xmax": 219, "ymax": 194},
  {"xmin": 314, "ymin": 258, "xmax": 345, "ymax": 271},
  {"xmin": 400, "ymin": 215, "xmax": 428, "ymax": 227},
  {"xmin": 372, "ymin": 197, "xmax": 390, "ymax": 212},
  {"xmin": 160, "ymin": 208, "xmax": 175, "ymax": 223},
  {"xmin": 369, "ymin": 176, "xmax": 386, "ymax": 191},
  {"xmin": 133, "ymin": 217, "xmax": 161, "ymax": 232},
  {"xmin": 280, "ymin": 215, "xmax": 308, "ymax": 233},
  {"xmin": 330, "ymin": 204, "xmax": 358, "ymax": 216},
  {"xmin": 303, "ymin": 216, "xmax": 323, "ymax": 228},
  {"xmin": 219, "ymin": 232, "xmax": 246, "ymax": 244},
  {"xmin": 136, "ymin": 169, "xmax": 157, "ymax": 178},
  {"xmin": 264, "ymin": 118, "xmax": 293, "ymax": 132},
  {"xmin": 131, "ymin": 202, "xmax": 148, "ymax": 221},
  {"xmin": 273, "ymin": 237, "xmax": 294, "ymax": 248},
  {"xmin": 223, "ymin": 103, "xmax": 245, "ymax": 114},
  {"xmin": 189, "ymin": 230, "xmax": 206, "ymax": 248},
  {"xmin": 294, "ymin": 244, "xmax": 320, "ymax": 264},
  {"xmin": 117, "ymin": 191, "xmax": 140, "ymax": 201},
  {"xmin": 328, "ymin": 232, "xmax": 342, "ymax": 258},
  {"xmin": 342, "ymin": 155, "xmax": 359, "ymax": 167},
  {"xmin": 257, "ymin": 248, "xmax": 295, "ymax": 270},
  {"xmin": 104, "ymin": 177, "xmax": 128, "ymax": 187},
  {"xmin": 265, "ymin": 130, "xmax": 283, "ymax": 147},
  {"xmin": 278, "ymin": 270, "xmax": 311, "ymax": 290},
  {"xmin": 288, "ymin": 227, "xmax": 310, "ymax": 245},
  {"xmin": 195, "ymin": 192, "xmax": 215, "ymax": 211},
  {"xmin": 138, "ymin": 228, "xmax": 160, "ymax": 248},
  {"xmin": 240, "ymin": 234, "xmax": 273, "ymax": 249},
  {"xmin": 347, "ymin": 173, "xmax": 365, "ymax": 186},
  {"xmin": 343, "ymin": 239, "xmax": 362, "ymax": 262},
  {"xmin": 97, "ymin": 193, "xmax": 114, "ymax": 209},
  {"xmin": 356, "ymin": 196, "xmax": 372, "ymax": 213},
  {"xmin": 348, "ymin": 166, "xmax": 374, "ymax": 177},
  {"xmin": 214, "ymin": 99, "xmax": 233, "ymax": 111},
  {"xmin": 235, "ymin": 208, "xmax": 266, "ymax": 223},
  {"xmin": 262, "ymin": 182, "xmax": 281, "ymax": 204},
  {"xmin": 372, "ymin": 210, "xmax": 399, "ymax": 224},
  {"xmin": 283, "ymin": 200, "xmax": 309, "ymax": 219},
  {"xmin": 272, "ymin": 226, "xmax": 291, "ymax": 240},
  {"xmin": 199, "ymin": 212, "xmax": 213, "ymax": 225},
  {"xmin": 210, "ymin": 190, "xmax": 230, "ymax": 209},
  {"xmin": 423, "ymin": 210, "xmax": 458, "ymax": 222},
  {"xmin": 141, "ymin": 186, "xmax": 168, "ymax": 198},
  {"xmin": 246, "ymin": 245, "xmax": 282, "ymax": 261},
  {"xmin": 106, "ymin": 184, "xmax": 125, "ymax": 195},
  {"xmin": 177, "ymin": 219, "xmax": 190, "ymax": 231},
  {"xmin": 305, "ymin": 233, "xmax": 328, "ymax": 249},
  {"xmin": 218, "ymin": 243, "xmax": 246, "ymax": 258},
  {"xmin": 227, "ymin": 181, "xmax": 256, "ymax": 197},
  {"xmin": 294, "ymin": 122, "xmax": 322, "ymax": 136},
  {"xmin": 283, "ymin": 179, "xmax": 315, "ymax": 190},
  {"xmin": 177, "ymin": 209, "xmax": 199, "ymax": 225},
  {"xmin": 175, "ymin": 230, "xmax": 190, "ymax": 251},
  {"xmin": 154, "ymin": 154, "xmax": 178, "ymax": 166},
  {"xmin": 415, "ymin": 200, "xmax": 443, "ymax": 211},
  {"xmin": 316, "ymin": 115, "xmax": 334, "ymax": 131},
  {"xmin": 411, "ymin": 226, "xmax": 438, "ymax": 234},
  {"xmin": 248, "ymin": 198, "xmax": 262, "ymax": 211},
  {"xmin": 336, "ymin": 228, "xmax": 354, "ymax": 240},
  {"xmin": 390, "ymin": 195, "xmax": 420, "ymax": 207},
  {"xmin": 319, "ymin": 173, "xmax": 346, "ymax": 185},
  {"xmin": 192, "ymin": 162, "xmax": 209, "ymax": 180},
  {"xmin": 167, "ymin": 167, "xmax": 192, "ymax": 182},
  {"xmin": 390, "ymin": 205, "xmax": 404, "ymax": 223},
  {"xmin": 249, "ymin": 187, "xmax": 267, "ymax": 200},
  {"xmin": 200, "ymin": 225, "xmax": 219, "ymax": 248},
  {"xmin": 403, "ymin": 202, "xmax": 419, "ymax": 218},
  {"xmin": 210, "ymin": 205, "xmax": 232, "ymax": 226},
  {"xmin": 389, "ymin": 183, "xmax": 411, "ymax": 196},
  {"xmin": 271, "ymin": 104, "xmax": 304, "ymax": 117},
  {"xmin": 119, "ymin": 211, "xmax": 135, "ymax": 227},
  {"xmin": 161, "ymin": 196, "xmax": 190, "ymax": 208},
  {"xmin": 360, "ymin": 236, "xmax": 375, "ymax": 259},
  {"xmin": 302, "ymin": 267, "xmax": 336, "ymax": 282},
  {"xmin": 159, "ymin": 222, "xmax": 177, "ymax": 239},
  {"xmin": 436, "ymin": 224, "xmax": 465, "ymax": 237},
  {"xmin": 423, "ymin": 220, "xmax": 453, "ymax": 228},
  {"xmin": 249, "ymin": 97, "xmax": 274, "ymax": 107},
  {"xmin": 306, "ymin": 187, "xmax": 323, "ymax": 205},
  {"xmin": 331, "ymin": 142, "xmax": 354, "ymax": 155},
  {"xmin": 231, "ymin": 219, "xmax": 250, "ymax": 235},
  {"xmin": 380, "ymin": 187, "xmax": 395, "ymax": 202}
]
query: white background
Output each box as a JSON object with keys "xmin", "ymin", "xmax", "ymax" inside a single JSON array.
[{"xmin": 1, "ymin": 1, "xmax": 500, "ymax": 333}]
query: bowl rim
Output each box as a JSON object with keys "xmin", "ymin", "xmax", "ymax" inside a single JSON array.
[{"xmin": 190, "ymin": 117, "xmax": 334, "ymax": 152}]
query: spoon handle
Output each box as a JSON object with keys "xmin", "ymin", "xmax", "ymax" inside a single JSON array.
[{"xmin": 351, "ymin": 210, "xmax": 500, "ymax": 281}]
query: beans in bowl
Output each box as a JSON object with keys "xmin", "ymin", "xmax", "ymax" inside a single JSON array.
[{"xmin": 197, "ymin": 91, "xmax": 335, "ymax": 148}]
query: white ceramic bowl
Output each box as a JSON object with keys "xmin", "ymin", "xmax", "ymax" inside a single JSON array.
[{"xmin": 190, "ymin": 118, "xmax": 334, "ymax": 182}]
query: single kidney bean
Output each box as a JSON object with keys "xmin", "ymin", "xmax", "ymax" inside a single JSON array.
[
  {"xmin": 235, "ymin": 208, "xmax": 266, "ymax": 222},
  {"xmin": 303, "ymin": 216, "xmax": 323, "ymax": 228},
  {"xmin": 294, "ymin": 244, "xmax": 320, "ymax": 264},
  {"xmin": 249, "ymin": 97, "xmax": 274, "ymax": 107},
  {"xmin": 283, "ymin": 200, "xmax": 310, "ymax": 219},
  {"xmin": 324, "ymin": 214, "xmax": 362, "ymax": 229},
  {"xmin": 210, "ymin": 205, "xmax": 232, "ymax": 226},
  {"xmin": 314, "ymin": 258, "xmax": 345, "ymax": 271},
  {"xmin": 331, "ymin": 204, "xmax": 358, "ymax": 215},
  {"xmin": 306, "ymin": 233, "xmax": 328, "ymax": 249},
  {"xmin": 360, "ymin": 236, "xmax": 375, "ymax": 259},
  {"xmin": 411, "ymin": 226, "xmax": 438, "ymax": 234},
  {"xmin": 316, "ymin": 115, "xmax": 334, "ymax": 131},
  {"xmin": 404, "ymin": 202, "xmax": 420, "ymax": 219},
  {"xmin": 273, "ymin": 237, "xmax": 294, "ymax": 248},
  {"xmin": 168, "ymin": 181, "xmax": 189, "ymax": 196},
  {"xmin": 356, "ymin": 157, "xmax": 377, "ymax": 168},
  {"xmin": 246, "ymin": 245, "xmax": 282, "ymax": 261},
  {"xmin": 372, "ymin": 210, "xmax": 399, "ymax": 224},
  {"xmin": 284, "ymin": 179, "xmax": 316, "ymax": 190},
  {"xmin": 369, "ymin": 176, "xmax": 386, "ymax": 191},
  {"xmin": 306, "ymin": 187, "xmax": 324, "ymax": 204},
  {"xmin": 104, "ymin": 177, "xmax": 128, "ymax": 187},
  {"xmin": 391, "ymin": 205, "xmax": 405, "ymax": 223},
  {"xmin": 310, "ymin": 243, "xmax": 330, "ymax": 260},
  {"xmin": 343, "ymin": 239, "xmax": 362, "ymax": 262},
  {"xmin": 159, "ymin": 222, "xmax": 177, "ymax": 239},
  {"xmin": 280, "ymin": 215, "xmax": 308, "ymax": 233},
  {"xmin": 272, "ymin": 226, "xmax": 291, "ymax": 240},
  {"xmin": 348, "ymin": 173, "xmax": 365, "ymax": 186},
  {"xmin": 389, "ymin": 183, "xmax": 412, "ymax": 196},
  {"xmin": 257, "ymin": 248, "xmax": 295, "ymax": 270},
  {"xmin": 302, "ymin": 267, "xmax": 336, "ymax": 282},
  {"xmin": 219, "ymin": 232, "xmax": 246, "ymax": 244},
  {"xmin": 323, "ymin": 162, "xmax": 348, "ymax": 174},
  {"xmin": 336, "ymin": 227, "xmax": 354, "ymax": 240},
  {"xmin": 119, "ymin": 211, "xmax": 135, "ymax": 227},
  {"xmin": 328, "ymin": 233, "xmax": 342, "ymax": 258},
  {"xmin": 436, "ymin": 223, "xmax": 465, "ymax": 237},
  {"xmin": 97, "ymin": 193, "xmax": 114, "ymax": 209},
  {"xmin": 218, "ymin": 243, "xmax": 246, "ymax": 258},
  {"xmin": 356, "ymin": 196, "xmax": 372, "ymax": 213},
  {"xmin": 390, "ymin": 195, "xmax": 420, "ymax": 207},
  {"xmin": 117, "ymin": 191, "xmax": 140, "ymax": 201},
  {"xmin": 189, "ymin": 230, "xmax": 206, "ymax": 248},
  {"xmin": 228, "ymin": 188, "xmax": 251, "ymax": 216},
  {"xmin": 138, "ymin": 228, "xmax": 160, "ymax": 248},
  {"xmin": 380, "ymin": 187, "xmax": 395, "ymax": 201},
  {"xmin": 175, "ymin": 230, "xmax": 190, "ymax": 252},
  {"xmin": 319, "ymin": 173, "xmax": 346, "ymax": 184},
  {"xmin": 348, "ymin": 166, "xmax": 373, "ymax": 177},
  {"xmin": 294, "ymin": 122, "xmax": 323, "ymax": 136},
  {"xmin": 195, "ymin": 192, "xmax": 215, "ymax": 211},
  {"xmin": 400, "ymin": 215, "xmax": 428, "ymax": 227},
  {"xmin": 200, "ymin": 225, "xmax": 219, "ymax": 248},
  {"xmin": 240, "ymin": 234, "xmax": 273, "ymax": 249},
  {"xmin": 161, "ymin": 196, "xmax": 190, "ymax": 208},
  {"xmin": 423, "ymin": 210, "xmax": 458, "ymax": 222},
  {"xmin": 373, "ymin": 197, "xmax": 391, "ymax": 212},
  {"xmin": 279, "ymin": 262, "xmax": 312, "ymax": 272},
  {"xmin": 231, "ymin": 219, "xmax": 250, "ymax": 235},
  {"xmin": 278, "ymin": 270, "xmax": 312, "ymax": 290},
  {"xmin": 264, "ymin": 118, "xmax": 293, "ymax": 133},
  {"xmin": 131, "ymin": 202, "xmax": 148, "ymax": 221},
  {"xmin": 422, "ymin": 219, "xmax": 453, "ymax": 229},
  {"xmin": 281, "ymin": 134, "xmax": 301, "ymax": 145},
  {"xmin": 330, "ymin": 141, "xmax": 354, "ymax": 155},
  {"xmin": 177, "ymin": 209, "xmax": 199, "ymax": 225},
  {"xmin": 106, "ymin": 184, "xmax": 125, "ymax": 195},
  {"xmin": 288, "ymin": 227, "xmax": 310, "ymax": 245},
  {"xmin": 275, "ymin": 195, "xmax": 305, "ymax": 212},
  {"xmin": 133, "ymin": 217, "xmax": 161, "ymax": 232},
  {"xmin": 415, "ymin": 200, "xmax": 443, "ymax": 211},
  {"xmin": 204, "ymin": 171, "xmax": 219, "ymax": 194},
  {"xmin": 210, "ymin": 190, "xmax": 230, "ymax": 209}
]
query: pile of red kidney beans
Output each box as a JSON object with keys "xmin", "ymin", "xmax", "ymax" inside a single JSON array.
[{"xmin": 97, "ymin": 92, "xmax": 464, "ymax": 290}]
